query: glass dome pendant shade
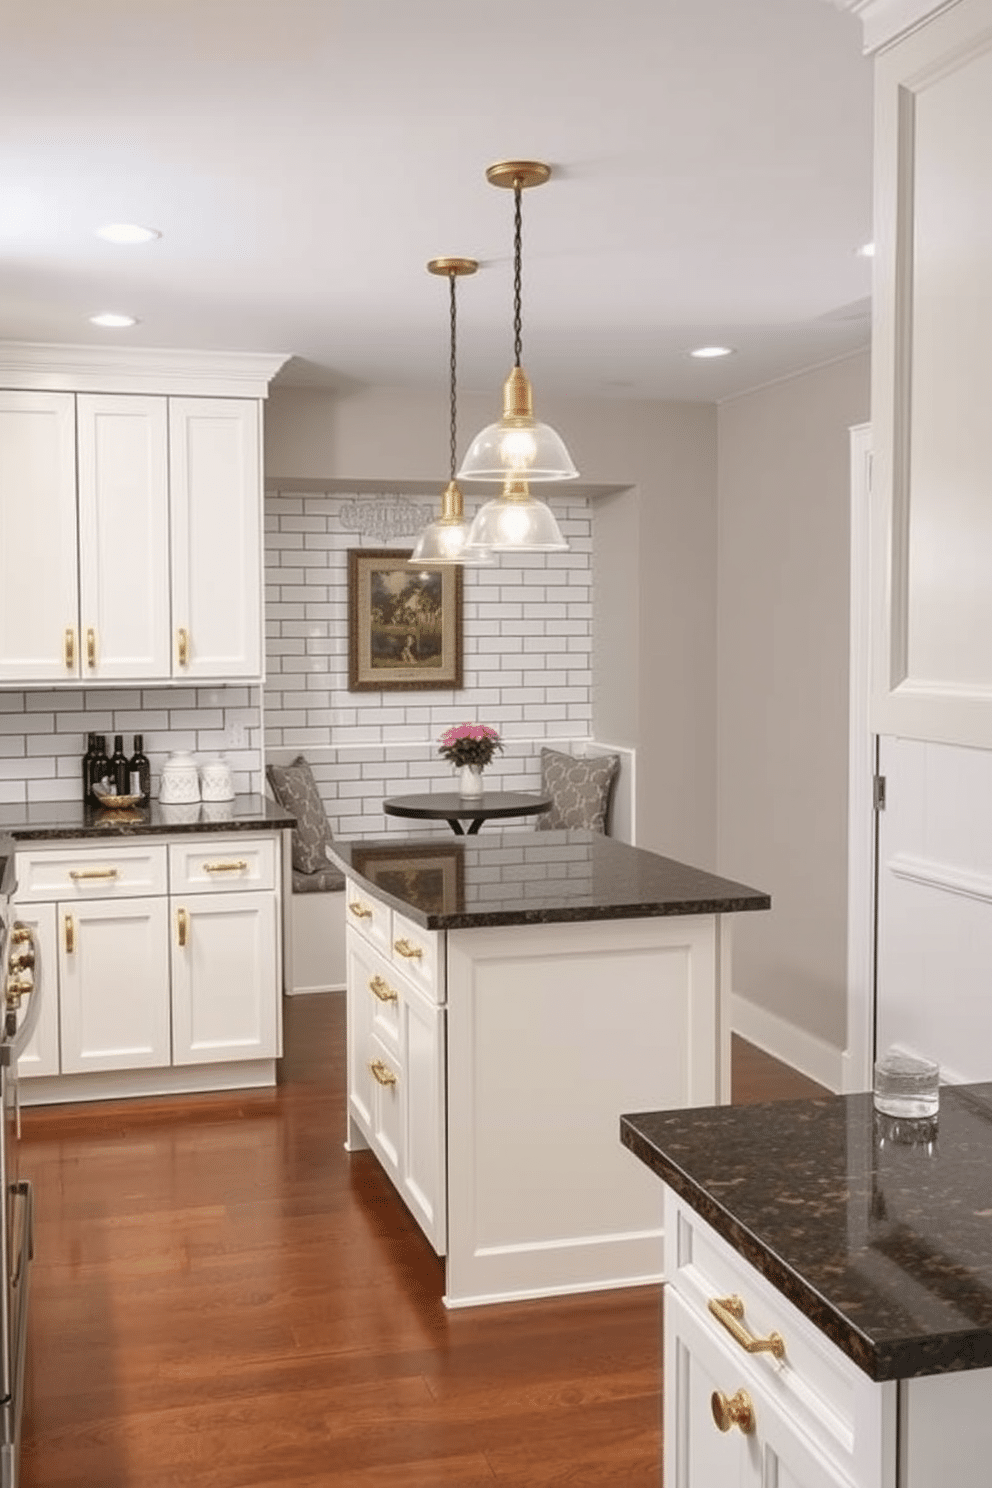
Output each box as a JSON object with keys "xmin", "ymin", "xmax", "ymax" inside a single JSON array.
[
  {"xmin": 464, "ymin": 476, "xmax": 568, "ymax": 553},
  {"xmin": 408, "ymin": 256, "xmax": 493, "ymax": 567},
  {"xmin": 457, "ymin": 160, "xmax": 579, "ymax": 490}
]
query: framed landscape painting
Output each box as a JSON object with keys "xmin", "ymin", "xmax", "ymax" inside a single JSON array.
[{"xmin": 347, "ymin": 549, "xmax": 463, "ymax": 691}]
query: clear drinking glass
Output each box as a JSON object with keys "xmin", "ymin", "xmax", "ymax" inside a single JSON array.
[{"xmin": 873, "ymin": 1050, "xmax": 940, "ymax": 1119}]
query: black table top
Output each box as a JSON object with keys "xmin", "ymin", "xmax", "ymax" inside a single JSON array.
[
  {"xmin": 383, "ymin": 790, "xmax": 551, "ymax": 828},
  {"xmin": 622, "ymin": 1085, "xmax": 992, "ymax": 1383},
  {"xmin": 329, "ymin": 830, "xmax": 770, "ymax": 930}
]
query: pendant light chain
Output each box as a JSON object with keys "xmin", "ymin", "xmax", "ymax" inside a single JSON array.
[
  {"xmin": 513, "ymin": 183, "xmax": 523, "ymax": 369},
  {"xmin": 448, "ymin": 270, "xmax": 458, "ymax": 483}
]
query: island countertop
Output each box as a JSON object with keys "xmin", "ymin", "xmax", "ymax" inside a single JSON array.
[
  {"xmin": 329, "ymin": 829, "xmax": 770, "ymax": 931},
  {"xmin": 621, "ymin": 1085, "xmax": 992, "ymax": 1383}
]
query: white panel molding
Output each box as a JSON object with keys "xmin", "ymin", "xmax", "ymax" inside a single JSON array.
[
  {"xmin": 0, "ymin": 343, "xmax": 289, "ymax": 397},
  {"xmin": 887, "ymin": 851, "xmax": 992, "ymax": 904},
  {"xmin": 730, "ymin": 992, "xmax": 845, "ymax": 1093},
  {"xmin": 827, "ymin": 0, "xmax": 962, "ymax": 53},
  {"xmin": 847, "ymin": 424, "xmax": 875, "ymax": 1094}
]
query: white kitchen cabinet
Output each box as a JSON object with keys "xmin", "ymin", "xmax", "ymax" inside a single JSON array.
[
  {"xmin": 0, "ymin": 345, "xmax": 281, "ymax": 686},
  {"xmin": 76, "ymin": 393, "xmax": 172, "ymax": 681},
  {"xmin": 0, "ymin": 391, "xmax": 78, "ymax": 683},
  {"xmin": 59, "ymin": 896, "xmax": 172, "ymax": 1074},
  {"xmin": 170, "ymin": 890, "xmax": 279, "ymax": 1065},
  {"xmin": 169, "ymin": 397, "xmax": 262, "ymax": 680},
  {"xmin": 345, "ymin": 918, "xmax": 446, "ymax": 1252},
  {"xmin": 13, "ymin": 831, "xmax": 282, "ymax": 1101}
]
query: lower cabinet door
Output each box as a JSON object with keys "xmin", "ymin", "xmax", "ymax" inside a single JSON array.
[
  {"xmin": 402, "ymin": 984, "xmax": 446, "ymax": 1253},
  {"xmin": 367, "ymin": 1031, "xmax": 403, "ymax": 1184},
  {"xmin": 59, "ymin": 896, "xmax": 171, "ymax": 1073},
  {"xmin": 11, "ymin": 901, "xmax": 60, "ymax": 1078},
  {"xmin": 346, "ymin": 930, "xmax": 376, "ymax": 1137},
  {"xmin": 665, "ymin": 1288, "xmax": 854, "ymax": 1488},
  {"xmin": 171, "ymin": 891, "xmax": 278, "ymax": 1064}
]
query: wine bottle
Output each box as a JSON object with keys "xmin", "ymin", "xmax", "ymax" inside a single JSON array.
[
  {"xmin": 89, "ymin": 735, "xmax": 110, "ymax": 802},
  {"xmin": 110, "ymin": 734, "xmax": 129, "ymax": 796},
  {"xmin": 128, "ymin": 735, "xmax": 151, "ymax": 805},
  {"xmin": 81, "ymin": 732, "xmax": 97, "ymax": 804}
]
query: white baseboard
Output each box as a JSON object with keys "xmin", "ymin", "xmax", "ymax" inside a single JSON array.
[{"xmin": 731, "ymin": 993, "xmax": 845, "ymax": 1094}]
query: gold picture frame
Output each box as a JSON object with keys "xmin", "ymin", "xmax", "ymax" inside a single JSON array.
[{"xmin": 347, "ymin": 549, "xmax": 463, "ymax": 692}]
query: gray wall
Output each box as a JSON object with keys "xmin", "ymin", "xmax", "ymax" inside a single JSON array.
[{"xmin": 716, "ymin": 352, "xmax": 871, "ymax": 1065}]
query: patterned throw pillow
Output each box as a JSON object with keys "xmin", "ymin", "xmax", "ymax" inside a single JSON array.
[
  {"xmin": 266, "ymin": 756, "xmax": 335, "ymax": 874},
  {"xmin": 536, "ymin": 747, "xmax": 620, "ymax": 833}
]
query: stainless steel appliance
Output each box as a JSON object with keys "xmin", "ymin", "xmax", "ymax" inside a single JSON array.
[{"xmin": 0, "ymin": 854, "xmax": 41, "ymax": 1488}]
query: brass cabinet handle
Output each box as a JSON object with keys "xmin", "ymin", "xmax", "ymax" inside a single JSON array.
[
  {"xmin": 708, "ymin": 1295, "xmax": 785, "ymax": 1361},
  {"xmin": 86, "ymin": 628, "xmax": 96, "ymax": 669},
  {"xmin": 64, "ymin": 914, "xmax": 75, "ymax": 955},
  {"xmin": 177, "ymin": 908, "xmax": 189, "ymax": 948},
  {"xmin": 348, "ymin": 901, "xmax": 372, "ymax": 921},
  {"xmin": 369, "ymin": 1058, "xmax": 397, "ymax": 1088},
  {"xmin": 203, "ymin": 860, "xmax": 248, "ymax": 873},
  {"xmin": 177, "ymin": 628, "xmax": 189, "ymax": 666},
  {"xmin": 393, "ymin": 938, "xmax": 423, "ymax": 961},
  {"xmin": 711, "ymin": 1389, "xmax": 755, "ymax": 1435},
  {"xmin": 369, "ymin": 975, "xmax": 398, "ymax": 1004},
  {"xmin": 64, "ymin": 628, "xmax": 76, "ymax": 670},
  {"xmin": 69, "ymin": 867, "xmax": 119, "ymax": 881}
]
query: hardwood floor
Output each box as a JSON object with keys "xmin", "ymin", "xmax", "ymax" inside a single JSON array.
[{"xmin": 18, "ymin": 994, "xmax": 827, "ymax": 1488}]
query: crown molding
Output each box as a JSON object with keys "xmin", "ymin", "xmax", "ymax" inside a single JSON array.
[
  {"xmin": 0, "ymin": 343, "xmax": 290, "ymax": 397},
  {"xmin": 827, "ymin": 0, "xmax": 962, "ymax": 53}
]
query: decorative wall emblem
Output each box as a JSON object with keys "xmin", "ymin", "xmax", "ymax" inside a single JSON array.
[{"xmin": 338, "ymin": 496, "xmax": 437, "ymax": 543}]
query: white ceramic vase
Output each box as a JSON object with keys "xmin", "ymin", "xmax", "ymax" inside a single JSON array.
[{"xmin": 458, "ymin": 764, "xmax": 485, "ymax": 798}]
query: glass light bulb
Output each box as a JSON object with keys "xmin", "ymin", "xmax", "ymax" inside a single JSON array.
[{"xmin": 499, "ymin": 426, "xmax": 539, "ymax": 471}]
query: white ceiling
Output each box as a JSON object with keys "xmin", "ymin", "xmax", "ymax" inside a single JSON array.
[{"xmin": 0, "ymin": 0, "xmax": 873, "ymax": 404}]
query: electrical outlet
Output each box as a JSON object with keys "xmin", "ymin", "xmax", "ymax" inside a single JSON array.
[{"xmin": 224, "ymin": 723, "xmax": 248, "ymax": 750}]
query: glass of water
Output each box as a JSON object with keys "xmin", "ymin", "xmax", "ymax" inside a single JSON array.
[{"xmin": 873, "ymin": 1050, "xmax": 940, "ymax": 1119}]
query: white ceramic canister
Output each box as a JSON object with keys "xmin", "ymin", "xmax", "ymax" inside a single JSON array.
[
  {"xmin": 159, "ymin": 751, "xmax": 201, "ymax": 803},
  {"xmin": 199, "ymin": 755, "xmax": 234, "ymax": 802}
]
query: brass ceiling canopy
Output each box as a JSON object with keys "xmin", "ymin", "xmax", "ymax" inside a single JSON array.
[
  {"xmin": 485, "ymin": 161, "xmax": 552, "ymax": 191},
  {"xmin": 427, "ymin": 257, "xmax": 479, "ymax": 277}
]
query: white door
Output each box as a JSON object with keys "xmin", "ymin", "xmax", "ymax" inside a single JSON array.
[
  {"xmin": 867, "ymin": 6, "xmax": 992, "ymax": 1085},
  {"xmin": 0, "ymin": 390, "xmax": 79, "ymax": 682},
  {"xmin": 59, "ymin": 897, "xmax": 171, "ymax": 1073},
  {"xmin": 76, "ymin": 394, "xmax": 171, "ymax": 680},
  {"xmin": 168, "ymin": 397, "xmax": 262, "ymax": 679},
  {"xmin": 170, "ymin": 891, "xmax": 278, "ymax": 1064},
  {"xmin": 401, "ymin": 983, "xmax": 446, "ymax": 1252}
]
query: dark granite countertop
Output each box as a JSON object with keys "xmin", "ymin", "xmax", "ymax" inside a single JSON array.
[
  {"xmin": 0, "ymin": 795, "xmax": 294, "ymax": 848},
  {"xmin": 621, "ymin": 1086, "xmax": 992, "ymax": 1383},
  {"xmin": 329, "ymin": 831, "xmax": 770, "ymax": 930}
]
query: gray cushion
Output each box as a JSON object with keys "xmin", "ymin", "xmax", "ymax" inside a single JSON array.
[
  {"xmin": 535, "ymin": 748, "xmax": 620, "ymax": 833},
  {"xmin": 266, "ymin": 756, "xmax": 335, "ymax": 874}
]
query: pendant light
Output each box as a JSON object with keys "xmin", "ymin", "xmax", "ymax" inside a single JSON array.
[
  {"xmin": 409, "ymin": 257, "xmax": 493, "ymax": 567},
  {"xmin": 460, "ymin": 161, "xmax": 577, "ymax": 554}
]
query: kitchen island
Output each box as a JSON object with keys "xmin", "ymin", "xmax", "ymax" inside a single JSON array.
[
  {"xmin": 621, "ymin": 1088, "xmax": 992, "ymax": 1487},
  {"xmin": 331, "ymin": 830, "xmax": 769, "ymax": 1308},
  {"xmin": 0, "ymin": 795, "xmax": 295, "ymax": 1104}
]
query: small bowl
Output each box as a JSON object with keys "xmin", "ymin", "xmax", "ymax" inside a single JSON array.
[{"xmin": 92, "ymin": 790, "xmax": 143, "ymax": 811}]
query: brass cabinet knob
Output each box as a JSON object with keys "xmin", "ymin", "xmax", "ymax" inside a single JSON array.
[
  {"xmin": 711, "ymin": 1388, "xmax": 755, "ymax": 1435},
  {"xmin": 348, "ymin": 901, "xmax": 372, "ymax": 921}
]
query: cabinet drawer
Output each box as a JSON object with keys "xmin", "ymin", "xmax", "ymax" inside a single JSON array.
[
  {"xmin": 169, "ymin": 837, "xmax": 275, "ymax": 893},
  {"xmin": 665, "ymin": 1192, "xmax": 884, "ymax": 1483},
  {"xmin": 345, "ymin": 878, "xmax": 391, "ymax": 955},
  {"xmin": 391, "ymin": 909, "xmax": 444, "ymax": 1005},
  {"xmin": 15, "ymin": 843, "xmax": 168, "ymax": 901}
]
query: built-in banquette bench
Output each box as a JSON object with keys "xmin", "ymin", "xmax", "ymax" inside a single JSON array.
[{"xmin": 266, "ymin": 742, "xmax": 636, "ymax": 996}]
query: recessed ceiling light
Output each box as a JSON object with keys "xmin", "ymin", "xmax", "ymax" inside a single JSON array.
[
  {"xmin": 857, "ymin": 241, "xmax": 876, "ymax": 258},
  {"xmin": 689, "ymin": 345, "xmax": 735, "ymax": 359},
  {"xmin": 95, "ymin": 223, "xmax": 160, "ymax": 245},
  {"xmin": 89, "ymin": 312, "xmax": 138, "ymax": 328}
]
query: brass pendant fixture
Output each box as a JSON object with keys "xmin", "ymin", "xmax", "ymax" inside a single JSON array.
[
  {"xmin": 460, "ymin": 161, "xmax": 575, "ymax": 553},
  {"xmin": 409, "ymin": 256, "xmax": 494, "ymax": 567}
]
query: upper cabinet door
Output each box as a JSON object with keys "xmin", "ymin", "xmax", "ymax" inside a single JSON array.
[
  {"xmin": 0, "ymin": 391, "xmax": 80, "ymax": 682},
  {"xmin": 76, "ymin": 394, "xmax": 171, "ymax": 681},
  {"xmin": 168, "ymin": 397, "xmax": 262, "ymax": 680},
  {"xmin": 870, "ymin": 0, "xmax": 992, "ymax": 746}
]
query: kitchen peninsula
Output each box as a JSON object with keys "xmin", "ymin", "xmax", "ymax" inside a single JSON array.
[
  {"xmin": 331, "ymin": 829, "xmax": 769, "ymax": 1308},
  {"xmin": 622, "ymin": 1088, "xmax": 992, "ymax": 1487},
  {"xmin": 0, "ymin": 796, "xmax": 294, "ymax": 1105}
]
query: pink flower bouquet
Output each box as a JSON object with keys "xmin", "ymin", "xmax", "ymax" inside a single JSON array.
[{"xmin": 437, "ymin": 723, "xmax": 503, "ymax": 769}]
